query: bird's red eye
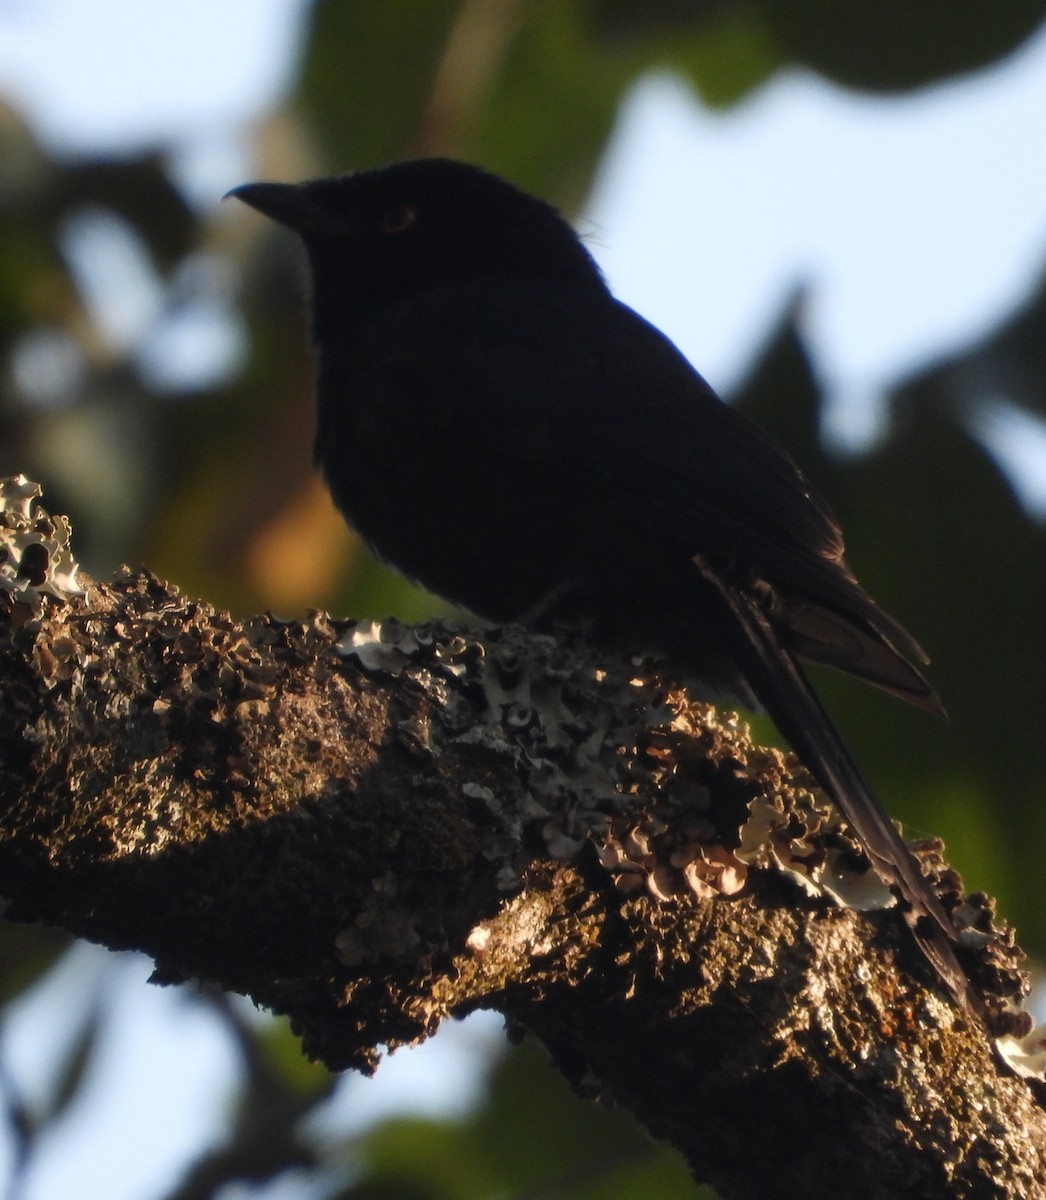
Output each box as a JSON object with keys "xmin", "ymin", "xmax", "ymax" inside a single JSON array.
[{"xmin": 381, "ymin": 203, "xmax": 417, "ymax": 234}]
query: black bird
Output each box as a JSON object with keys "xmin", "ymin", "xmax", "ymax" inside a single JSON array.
[{"xmin": 229, "ymin": 159, "xmax": 973, "ymax": 1010}]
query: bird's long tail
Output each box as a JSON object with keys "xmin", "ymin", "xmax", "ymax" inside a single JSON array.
[{"xmin": 694, "ymin": 559, "xmax": 977, "ymax": 1014}]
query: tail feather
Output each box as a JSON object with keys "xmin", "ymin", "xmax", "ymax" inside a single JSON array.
[{"xmin": 694, "ymin": 558, "xmax": 977, "ymax": 1013}]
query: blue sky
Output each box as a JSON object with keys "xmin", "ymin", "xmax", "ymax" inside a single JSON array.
[{"xmin": 588, "ymin": 44, "xmax": 1046, "ymax": 462}]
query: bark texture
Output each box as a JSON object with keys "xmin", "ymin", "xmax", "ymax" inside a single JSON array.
[{"xmin": 0, "ymin": 480, "xmax": 1041, "ymax": 1200}]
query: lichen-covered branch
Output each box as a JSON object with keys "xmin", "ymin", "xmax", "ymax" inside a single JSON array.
[{"xmin": 0, "ymin": 476, "xmax": 1043, "ymax": 1200}]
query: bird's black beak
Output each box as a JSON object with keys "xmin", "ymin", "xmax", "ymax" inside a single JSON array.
[{"xmin": 225, "ymin": 181, "xmax": 344, "ymax": 239}]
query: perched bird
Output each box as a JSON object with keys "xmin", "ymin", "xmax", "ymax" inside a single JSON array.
[{"xmin": 229, "ymin": 159, "xmax": 973, "ymax": 1009}]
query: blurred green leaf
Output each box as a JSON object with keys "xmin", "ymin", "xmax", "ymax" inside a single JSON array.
[
  {"xmin": 587, "ymin": 0, "xmax": 780, "ymax": 107},
  {"xmin": 338, "ymin": 1040, "xmax": 711, "ymax": 1199},
  {"xmin": 0, "ymin": 926, "xmax": 70, "ymax": 1008},
  {"xmin": 300, "ymin": 0, "xmax": 462, "ymax": 166},
  {"xmin": 39, "ymin": 987, "xmax": 104, "ymax": 1127},
  {"xmin": 254, "ymin": 1013, "xmax": 336, "ymax": 1100},
  {"xmin": 756, "ymin": 0, "xmax": 1046, "ymax": 91}
]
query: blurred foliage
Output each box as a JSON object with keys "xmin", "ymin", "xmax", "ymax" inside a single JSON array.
[
  {"xmin": 331, "ymin": 1038, "xmax": 710, "ymax": 1200},
  {"xmin": 3, "ymin": 0, "xmax": 1046, "ymax": 1197}
]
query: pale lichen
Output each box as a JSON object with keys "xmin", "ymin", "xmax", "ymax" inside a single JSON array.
[
  {"xmin": 336, "ymin": 615, "xmax": 931, "ymax": 919},
  {"xmin": 0, "ymin": 475, "xmax": 84, "ymax": 610}
]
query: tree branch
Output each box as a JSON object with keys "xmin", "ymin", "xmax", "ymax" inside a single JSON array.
[{"xmin": 0, "ymin": 477, "xmax": 1041, "ymax": 1200}]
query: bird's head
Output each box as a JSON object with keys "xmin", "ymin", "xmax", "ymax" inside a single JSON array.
[{"xmin": 227, "ymin": 158, "xmax": 604, "ymax": 318}]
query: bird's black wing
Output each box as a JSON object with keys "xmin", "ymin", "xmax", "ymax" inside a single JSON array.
[
  {"xmin": 568, "ymin": 297, "xmax": 943, "ymax": 712},
  {"xmin": 354, "ymin": 280, "xmax": 936, "ymax": 707}
]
